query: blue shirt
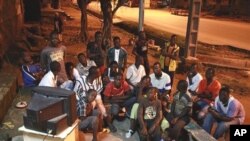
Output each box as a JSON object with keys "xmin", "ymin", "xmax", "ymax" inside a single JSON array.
[{"xmin": 21, "ymin": 64, "xmax": 42, "ymax": 87}]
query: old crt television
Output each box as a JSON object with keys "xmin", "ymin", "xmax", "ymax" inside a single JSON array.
[
  {"xmin": 32, "ymin": 86, "xmax": 77, "ymax": 126},
  {"xmin": 24, "ymin": 94, "xmax": 65, "ymax": 132}
]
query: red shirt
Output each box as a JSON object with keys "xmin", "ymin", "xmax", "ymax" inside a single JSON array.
[
  {"xmin": 197, "ymin": 79, "xmax": 221, "ymax": 103},
  {"xmin": 104, "ymin": 81, "xmax": 130, "ymax": 97}
]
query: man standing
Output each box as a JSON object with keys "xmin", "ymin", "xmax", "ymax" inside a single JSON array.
[
  {"xmin": 40, "ymin": 31, "xmax": 67, "ymax": 84},
  {"xmin": 107, "ymin": 36, "xmax": 127, "ymax": 71},
  {"xmin": 202, "ymin": 86, "xmax": 245, "ymax": 139},
  {"xmin": 132, "ymin": 31, "xmax": 150, "ymax": 75},
  {"xmin": 161, "ymin": 34, "xmax": 179, "ymax": 86},
  {"xmin": 87, "ymin": 31, "xmax": 106, "ymax": 74}
]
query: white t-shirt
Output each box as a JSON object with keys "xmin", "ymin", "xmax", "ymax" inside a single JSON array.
[
  {"xmin": 150, "ymin": 72, "xmax": 171, "ymax": 91},
  {"xmin": 114, "ymin": 49, "xmax": 120, "ymax": 63},
  {"xmin": 39, "ymin": 71, "xmax": 57, "ymax": 87},
  {"xmin": 186, "ymin": 73, "xmax": 202, "ymax": 92},
  {"xmin": 76, "ymin": 60, "xmax": 96, "ymax": 76},
  {"xmin": 126, "ymin": 64, "xmax": 146, "ymax": 86},
  {"xmin": 73, "ymin": 68, "xmax": 80, "ymax": 78}
]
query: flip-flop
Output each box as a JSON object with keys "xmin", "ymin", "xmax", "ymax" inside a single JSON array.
[
  {"xmin": 102, "ymin": 128, "xmax": 110, "ymax": 133},
  {"xmin": 15, "ymin": 101, "xmax": 27, "ymax": 109},
  {"xmin": 2, "ymin": 121, "xmax": 15, "ymax": 129}
]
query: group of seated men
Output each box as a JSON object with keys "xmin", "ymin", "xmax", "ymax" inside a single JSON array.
[{"xmin": 21, "ymin": 31, "xmax": 245, "ymax": 141}]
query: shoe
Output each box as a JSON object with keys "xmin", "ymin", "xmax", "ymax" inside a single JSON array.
[
  {"xmin": 125, "ymin": 129, "xmax": 134, "ymax": 138},
  {"xmin": 108, "ymin": 124, "xmax": 117, "ymax": 133}
]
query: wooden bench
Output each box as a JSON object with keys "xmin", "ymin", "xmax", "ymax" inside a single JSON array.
[{"xmin": 184, "ymin": 120, "xmax": 216, "ymax": 141}]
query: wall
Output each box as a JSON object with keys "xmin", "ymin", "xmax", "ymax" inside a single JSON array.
[{"xmin": 0, "ymin": 0, "xmax": 24, "ymax": 57}]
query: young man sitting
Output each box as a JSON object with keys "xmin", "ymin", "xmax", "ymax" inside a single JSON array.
[
  {"xmin": 168, "ymin": 80, "xmax": 192, "ymax": 141},
  {"xmin": 103, "ymin": 72, "xmax": 136, "ymax": 132},
  {"xmin": 78, "ymin": 89, "xmax": 101, "ymax": 141},
  {"xmin": 137, "ymin": 87, "xmax": 162, "ymax": 141},
  {"xmin": 202, "ymin": 85, "xmax": 245, "ymax": 140},
  {"xmin": 21, "ymin": 51, "xmax": 44, "ymax": 87}
]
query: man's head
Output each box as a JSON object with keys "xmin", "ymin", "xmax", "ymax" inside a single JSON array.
[
  {"xmin": 205, "ymin": 67, "xmax": 215, "ymax": 81},
  {"xmin": 113, "ymin": 36, "xmax": 121, "ymax": 49},
  {"xmin": 88, "ymin": 66, "xmax": 100, "ymax": 79},
  {"xmin": 188, "ymin": 63, "xmax": 198, "ymax": 77},
  {"xmin": 77, "ymin": 53, "xmax": 87, "ymax": 66},
  {"xmin": 50, "ymin": 61, "xmax": 61, "ymax": 76},
  {"xmin": 65, "ymin": 62, "xmax": 74, "ymax": 77},
  {"xmin": 94, "ymin": 31, "xmax": 102, "ymax": 43},
  {"xmin": 161, "ymin": 94, "xmax": 170, "ymax": 107},
  {"xmin": 113, "ymin": 72, "xmax": 123, "ymax": 88},
  {"xmin": 138, "ymin": 30, "xmax": 146, "ymax": 40},
  {"xmin": 153, "ymin": 62, "xmax": 162, "ymax": 79},
  {"xmin": 219, "ymin": 85, "xmax": 231, "ymax": 106},
  {"xmin": 140, "ymin": 75, "xmax": 151, "ymax": 88},
  {"xmin": 146, "ymin": 87, "xmax": 158, "ymax": 101},
  {"xmin": 109, "ymin": 61, "xmax": 119, "ymax": 73},
  {"xmin": 86, "ymin": 89, "xmax": 97, "ymax": 103},
  {"xmin": 170, "ymin": 34, "xmax": 177, "ymax": 46},
  {"xmin": 50, "ymin": 31, "xmax": 60, "ymax": 47},
  {"xmin": 177, "ymin": 80, "xmax": 188, "ymax": 93}
]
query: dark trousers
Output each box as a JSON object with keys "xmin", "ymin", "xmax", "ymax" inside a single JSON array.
[
  {"xmin": 139, "ymin": 119, "xmax": 162, "ymax": 141},
  {"xmin": 110, "ymin": 96, "xmax": 137, "ymax": 116},
  {"xmin": 143, "ymin": 56, "xmax": 150, "ymax": 75}
]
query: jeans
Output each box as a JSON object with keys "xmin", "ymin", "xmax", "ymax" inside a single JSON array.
[
  {"xmin": 111, "ymin": 96, "xmax": 137, "ymax": 116},
  {"xmin": 202, "ymin": 113, "xmax": 240, "ymax": 139}
]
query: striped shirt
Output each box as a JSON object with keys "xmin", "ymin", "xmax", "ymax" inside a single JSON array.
[{"xmin": 73, "ymin": 75, "xmax": 103, "ymax": 117}]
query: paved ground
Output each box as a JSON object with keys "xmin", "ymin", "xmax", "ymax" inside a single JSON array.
[{"xmin": 88, "ymin": 2, "xmax": 250, "ymax": 51}]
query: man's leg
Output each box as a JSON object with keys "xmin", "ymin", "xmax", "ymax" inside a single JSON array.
[
  {"xmin": 94, "ymin": 94, "xmax": 107, "ymax": 117},
  {"xmin": 214, "ymin": 119, "xmax": 239, "ymax": 139},
  {"xmin": 126, "ymin": 103, "xmax": 139, "ymax": 138},
  {"xmin": 79, "ymin": 116, "xmax": 99, "ymax": 141},
  {"xmin": 202, "ymin": 113, "xmax": 215, "ymax": 134},
  {"xmin": 123, "ymin": 96, "xmax": 137, "ymax": 115},
  {"xmin": 169, "ymin": 119, "xmax": 186, "ymax": 140},
  {"xmin": 103, "ymin": 104, "xmax": 119, "ymax": 132},
  {"xmin": 151, "ymin": 125, "xmax": 162, "ymax": 141}
]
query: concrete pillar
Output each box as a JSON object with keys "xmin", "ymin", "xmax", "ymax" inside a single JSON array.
[{"xmin": 138, "ymin": 0, "xmax": 144, "ymax": 31}]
